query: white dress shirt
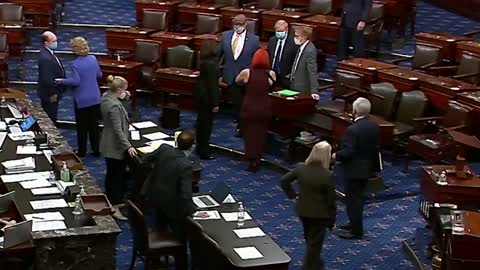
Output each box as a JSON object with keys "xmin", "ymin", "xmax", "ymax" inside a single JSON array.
[
  {"xmin": 231, "ymin": 30, "xmax": 246, "ymax": 60},
  {"xmin": 271, "ymin": 34, "xmax": 288, "ymax": 68}
]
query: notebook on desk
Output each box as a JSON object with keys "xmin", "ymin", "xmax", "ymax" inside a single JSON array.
[{"xmin": 0, "ymin": 220, "xmax": 32, "ymax": 249}]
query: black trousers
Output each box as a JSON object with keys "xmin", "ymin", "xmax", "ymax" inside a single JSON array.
[
  {"xmin": 74, "ymin": 103, "xmax": 100, "ymax": 154},
  {"xmin": 300, "ymin": 217, "xmax": 328, "ymax": 270},
  {"xmin": 337, "ymin": 26, "xmax": 365, "ymax": 61},
  {"xmin": 345, "ymin": 178, "xmax": 368, "ymax": 236},
  {"xmin": 155, "ymin": 211, "xmax": 188, "ymax": 270},
  {"xmin": 105, "ymin": 157, "xmax": 128, "ymax": 205},
  {"xmin": 195, "ymin": 105, "xmax": 214, "ymax": 157},
  {"xmin": 41, "ymin": 98, "xmax": 59, "ymax": 123}
]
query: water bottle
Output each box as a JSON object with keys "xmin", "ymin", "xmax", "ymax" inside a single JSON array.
[
  {"xmin": 237, "ymin": 202, "xmax": 245, "ymax": 227},
  {"xmin": 48, "ymin": 171, "xmax": 56, "ymax": 184},
  {"xmin": 0, "ymin": 96, "xmax": 6, "ymax": 108},
  {"xmin": 60, "ymin": 161, "xmax": 71, "ymax": 182},
  {"xmin": 79, "ymin": 185, "xmax": 86, "ymax": 196},
  {"xmin": 439, "ymin": 171, "xmax": 447, "ymax": 184},
  {"xmin": 72, "ymin": 194, "xmax": 84, "ymax": 216}
]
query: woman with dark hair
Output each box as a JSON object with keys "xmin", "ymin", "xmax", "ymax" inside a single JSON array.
[
  {"xmin": 235, "ymin": 49, "xmax": 276, "ymax": 172},
  {"xmin": 195, "ymin": 39, "xmax": 220, "ymax": 160}
]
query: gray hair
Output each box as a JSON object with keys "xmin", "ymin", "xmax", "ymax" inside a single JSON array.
[{"xmin": 352, "ymin": 97, "xmax": 371, "ymax": 116}]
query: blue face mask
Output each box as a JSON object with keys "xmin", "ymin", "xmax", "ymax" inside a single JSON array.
[
  {"xmin": 275, "ymin": 31, "xmax": 287, "ymax": 40},
  {"xmin": 49, "ymin": 41, "xmax": 58, "ymax": 50}
]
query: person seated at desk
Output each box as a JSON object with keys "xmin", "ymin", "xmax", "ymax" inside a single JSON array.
[
  {"xmin": 100, "ymin": 75, "xmax": 138, "ymax": 221},
  {"xmin": 141, "ymin": 131, "xmax": 207, "ymax": 270},
  {"xmin": 280, "ymin": 141, "xmax": 336, "ymax": 270},
  {"xmin": 235, "ymin": 49, "xmax": 276, "ymax": 172},
  {"xmin": 0, "ymin": 218, "xmax": 17, "ymax": 234}
]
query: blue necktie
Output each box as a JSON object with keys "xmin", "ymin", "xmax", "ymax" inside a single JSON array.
[{"xmin": 273, "ymin": 40, "xmax": 283, "ymax": 74}]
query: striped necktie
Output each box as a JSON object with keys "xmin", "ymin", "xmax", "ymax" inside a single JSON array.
[{"xmin": 232, "ymin": 33, "xmax": 240, "ymax": 55}]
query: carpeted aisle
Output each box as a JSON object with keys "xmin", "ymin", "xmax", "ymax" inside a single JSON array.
[{"xmin": 12, "ymin": 1, "xmax": 480, "ymax": 269}]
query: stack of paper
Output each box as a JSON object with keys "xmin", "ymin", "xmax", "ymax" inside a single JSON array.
[
  {"xmin": 233, "ymin": 227, "xmax": 266, "ymax": 238},
  {"xmin": 137, "ymin": 139, "xmax": 175, "ymax": 154},
  {"xmin": 2, "ymin": 157, "xmax": 36, "ymax": 174},
  {"xmin": 16, "ymin": 145, "xmax": 38, "ymax": 155},
  {"xmin": 20, "ymin": 179, "xmax": 51, "ymax": 189},
  {"xmin": 192, "ymin": 210, "xmax": 221, "ymax": 220},
  {"xmin": 30, "ymin": 199, "xmax": 68, "ymax": 210},
  {"xmin": 1, "ymin": 171, "xmax": 51, "ymax": 183},
  {"xmin": 31, "ymin": 187, "xmax": 61, "ymax": 196},
  {"xmin": 143, "ymin": 131, "xmax": 170, "ymax": 141},
  {"xmin": 234, "ymin": 246, "xmax": 263, "ymax": 260},
  {"xmin": 25, "ymin": 211, "xmax": 67, "ymax": 232},
  {"xmin": 132, "ymin": 121, "xmax": 157, "ymax": 129},
  {"xmin": 7, "ymin": 131, "xmax": 35, "ymax": 141}
]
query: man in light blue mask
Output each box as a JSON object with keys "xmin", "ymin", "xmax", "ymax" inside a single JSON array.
[
  {"xmin": 267, "ymin": 20, "xmax": 299, "ymax": 89},
  {"xmin": 38, "ymin": 31, "xmax": 65, "ymax": 124}
]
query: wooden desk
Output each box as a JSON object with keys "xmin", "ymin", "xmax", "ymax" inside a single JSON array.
[
  {"xmin": 135, "ymin": 0, "xmax": 180, "ymax": 26},
  {"xmin": 419, "ymin": 76, "xmax": 479, "ymax": 110},
  {"xmin": 105, "ymin": 27, "xmax": 157, "ymax": 55},
  {"xmin": 154, "ymin": 67, "xmax": 199, "ymax": 109},
  {"xmin": 192, "ymin": 34, "xmax": 220, "ymax": 52},
  {"xmin": 331, "ymin": 112, "xmax": 394, "ymax": 145},
  {"xmin": 269, "ymin": 93, "xmax": 316, "ymax": 120},
  {"xmin": 415, "ymin": 32, "xmax": 473, "ymax": 62},
  {"xmin": 336, "ymin": 58, "xmax": 397, "ymax": 85},
  {"xmin": 456, "ymin": 91, "xmax": 480, "ymax": 137},
  {"xmin": 375, "ymin": 0, "xmax": 412, "ymax": 35},
  {"xmin": 377, "ymin": 67, "xmax": 436, "ymax": 92},
  {"xmin": 177, "ymin": 3, "xmax": 226, "ymax": 26},
  {"xmin": 456, "ymin": 40, "xmax": 480, "ymax": 61},
  {"xmin": 150, "ymin": 31, "xmax": 195, "ymax": 64},
  {"xmin": 98, "ymin": 59, "xmax": 143, "ymax": 108},
  {"xmin": 220, "ymin": 6, "xmax": 263, "ymax": 31},
  {"xmin": 0, "ymin": 21, "xmax": 27, "ymax": 57},
  {"xmin": 12, "ymin": 0, "xmax": 56, "ymax": 29},
  {"xmin": 261, "ymin": 10, "xmax": 310, "ymax": 37},
  {"xmin": 302, "ymin": 14, "xmax": 340, "ymax": 55},
  {"xmin": 421, "ymin": 165, "xmax": 480, "ymax": 206}
]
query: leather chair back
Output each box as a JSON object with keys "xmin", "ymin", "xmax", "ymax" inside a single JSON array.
[
  {"xmin": 246, "ymin": 19, "xmax": 258, "ymax": 34},
  {"xmin": 0, "ymin": 3, "xmax": 23, "ymax": 21},
  {"xmin": 126, "ymin": 200, "xmax": 148, "ymax": 254},
  {"xmin": 214, "ymin": 0, "xmax": 239, "ymax": 6},
  {"xmin": 396, "ymin": 90, "xmax": 427, "ymax": 125},
  {"xmin": 257, "ymin": 0, "xmax": 282, "ymax": 9},
  {"xmin": 0, "ymin": 32, "xmax": 8, "ymax": 52},
  {"xmin": 456, "ymin": 53, "xmax": 480, "ymax": 84},
  {"xmin": 142, "ymin": 9, "xmax": 167, "ymax": 30},
  {"xmin": 412, "ymin": 44, "xmax": 441, "ymax": 69},
  {"xmin": 196, "ymin": 14, "xmax": 221, "ymax": 35},
  {"xmin": 309, "ymin": 0, "xmax": 332, "ymax": 15},
  {"xmin": 369, "ymin": 3, "xmax": 384, "ymax": 22},
  {"xmin": 167, "ymin": 45, "xmax": 194, "ymax": 69},
  {"xmin": 334, "ymin": 70, "xmax": 363, "ymax": 98},
  {"xmin": 442, "ymin": 100, "xmax": 473, "ymax": 128},
  {"xmin": 135, "ymin": 40, "xmax": 161, "ymax": 64},
  {"xmin": 370, "ymin": 82, "xmax": 398, "ymax": 120}
]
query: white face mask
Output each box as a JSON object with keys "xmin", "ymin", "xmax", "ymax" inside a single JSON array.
[
  {"xmin": 234, "ymin": 25, "xmax": 246, "ymax": 34},
  {"xmin": 294, "ymin": 37, "xmax": 303, "ymax": 45},
  {"xmin": 118, "ymin": 90, "xmax": 127, "ymax": 100}
]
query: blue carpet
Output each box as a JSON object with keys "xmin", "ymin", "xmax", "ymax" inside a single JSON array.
[{"xmin": 10, "ymin": 1, "xmax": 480, "ymax": 269}]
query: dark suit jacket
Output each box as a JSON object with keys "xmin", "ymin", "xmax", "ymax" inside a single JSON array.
[
  {"xmin": 266, "ymin": 34, "xmax": 298, "ymax": 87},
  {"xmin": 195, "ymin": 58, "xmax": 219, "ymax": 109},
  {"xmin": 336, "ymin": 117, "xmax": 380, "ymax": 180},
  {"xmin": 281, "ymin": 163, "xmax": 336, "ymax": 224},
  {"xmin": 141, "ymin": 144, "xmax": 196, "ymax": 220},
  {"xmin": 37, "ymin": 46, "xmax": 65, "ymax": 101},
  {"xmin": 218, "ymin": 30, "xmax": 260, "ymax": 86},
  {"xmin": 342, "ymin": 0, "xmax": 373, "ymax": 28}
]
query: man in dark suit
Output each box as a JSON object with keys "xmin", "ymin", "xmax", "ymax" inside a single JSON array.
[
  {"xmin": 218, "ymin": 14, "xmax": 260, "ymax": 134},
  {"xmin": 337, "ymin": 0, "xmax": 372, "ymax": 61},
  {"xmin": 333, "ymin": 97, "xmax": 380, "ymax": 239},
  {"xmin": 267, "ymin": 20, "xmax": 298, "ymax": 89},
  {"xmin": 290, "ymin": 26, "xmax": 320, "ymax": 100},
  {"xmin": 37, "ymin": 31, "xmax": 65, "ymax": 123},
  {"xmin": 141, "ymin": 130, "xmax": 207, "ymax": 269}
]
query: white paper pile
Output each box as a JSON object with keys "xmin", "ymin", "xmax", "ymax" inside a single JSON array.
[
  {"xmin": 2, "ymin": 157, "xmax": 36, "ymax": 174},
  {"xmin": 0, "ymin": 171, "xmax": 51, "ymax": 183},
  {"xmin": 233, "ymin": 227, "xmax": 266, "ymax": 239},
  {"xmin": 30, "ymin": 199, "xmax": 68, "ymax": 210},
  {"xmin": 7, "ymin": 131, "xmax": 35, "ymax": 141},
  {"xmin": 192, "ymin": 210, "xmax": 221, "ymax": 220},
  {"xmin": 143, "ymin": 131, "xmax": 170, "ymax": 141},
  {"xmin": 16, "ymin": 145, "xmax": 38, "ymax": 155},
  {"xmin": 132, "ymin": 121, "xmax": 157, "ymax": 129},
  {"xmin": 234, "ymin": 246, "xmax": 263, "ymax": 260}
]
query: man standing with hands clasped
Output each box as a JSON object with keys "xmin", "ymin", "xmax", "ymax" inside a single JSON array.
[{"xmin": 337, "ymin": 0, "xmax": 372, "ymax": 61}]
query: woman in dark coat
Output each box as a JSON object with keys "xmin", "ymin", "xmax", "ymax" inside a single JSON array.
[
  {"xmin": 195, "ymin": 40, "xmax": 219, "ymax": 160},
  {"xmin": 235, "ymin": 49, "xmax": 276, "ymax": 172}
]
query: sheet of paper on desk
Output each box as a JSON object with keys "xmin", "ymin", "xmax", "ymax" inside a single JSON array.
[
  {"xmin": 32, "ymin": 220, "xmax": 67, "ymax": 232},
  {"xmin": 16, "ymin": 145, "xmax": 38, "ymax": 155},
  {"xmin": 233, "ymin": 227, "xmax": 266, "ymax": 238},
  {"xmin": 193, "ymin": 210, "xmax": 221, "ymax": 220},
  {"xmin": 132, "ymin": 121, "xmax": 157, "ymax": 129},
  {"xmin": 24, "ymin": 211, "xmax": 65, "ymax": 221},
  {"xmin": 8, "ymin": 126, "xmax": 21, "ymax": 134},
  {"xmin": 234, "ymin": 246, "xmax": 263, "ymax": 260},
  {"xmin": 30, "ymin": 198, "xmax": 68, "ymax": 210},
  {"xmin": 143, "ymin": 131, "xmax": 170, "ymax": 141},
  {"xmin": 8, "ymin": 104, "xmax": 23, "ymax": 119},
  {"xmin": 0, "ymin": 132, "xmax": 6, "ymax": 148},
  {"xmin": 31, "ymin": 187, "xmax": 61, "ymax": 196},
  {"xmin": 20, "ymin": 178, "xmax": 51, "ymax": 189},
  {"xmin": 43, "ymin": 150, "xmax": 54, "ymax": 163},
  {"xmin": 1, "ymin": 171, "xmax": 50, "ymax": 183},
  {"xmin": 130, "ymin": 130, "xmax": 140, "ymax": 140},
  {"xmin": 221, "ymin": 212, "xmax": 253, "ymax": 222},
  {"xmin": 0, "ymin": 121, "xmax": 6, "ymax": 131},
  {"xmin": 2, "ymin": 157, "xmax": 36, "ymax": 174},
  {"xmin": 146, "ymin": 140, "xmax": 175, "ymax": 147},
  {"xmin": 8, "ymin": 131, "xmax": 35, "ymax": 141},
  {"xmin": 129, "ymin": 125, "xmax": 135, "ymax": 131}
]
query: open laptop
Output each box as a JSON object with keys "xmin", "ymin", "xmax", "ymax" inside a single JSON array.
[
  {"xmin": 0, "ymin": 220, "xmax": 32, "ymax": 249},
  {"xmin": 211, "ymin": 181, "xmax": 233, "ymax": 204},
  {"xmin": 0, "ymin": 191, "xmax": 15, "ymax": 214}
]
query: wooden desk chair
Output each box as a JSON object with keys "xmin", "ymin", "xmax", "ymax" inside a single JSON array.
[
  {"xmin": 413, "ymin": 100, "xmax": 473, "ymax": 134},
  {"xmin": 391, "ymin": 43, "xmax": 443, "ymax": 71},
  {"xmin": 182, "ymin": 13, "xmax": 222, "ymax": 35},
  {"xmin": 166, "ymin": 45, "xmax": 195, "ymax": 69},
  {"xmin": 124, "ymin": 39, "xmax": 162, "ymax": 90},
  {"xmin": 126, "ymin": 200, "xmax": 184, "ymax": 270},
  {"xmin": 141, "ymin": 9, "xmax": 168, "ymax": 31},
  {"xmin": 428, "ymin": 53, "xmax": 480, "ymax": 85},
  {"xmin": 0, "ymin": 3, "xmax": 24, "ymax": 21},
  {"xmin": 392, "ymin": 90, "xmax": 427, "ymax": 140},
  {"xmin": 369, "ymin": 82, "xmax": 399, "ymax": 121},
  {"xmin": 289, "ymin": 0, "xmax": 333, "ymax": 14}
]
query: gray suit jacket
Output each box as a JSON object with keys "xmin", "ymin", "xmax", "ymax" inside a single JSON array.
[
  {"xmin": 100, "ymin": 92, "xmax": 131, "ymax": 160},
  {"xmin": 290, "ymin": 41, "xmax": 319, "ymax": 94}
]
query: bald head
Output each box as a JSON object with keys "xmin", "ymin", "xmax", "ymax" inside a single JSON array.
[
  {"xmin": 274, "ymin": 20, "xmax": 288, "ymax": 32},
  {"xmin": 42, "ymin": 31, "xmax": 57, "ymax": 49}
]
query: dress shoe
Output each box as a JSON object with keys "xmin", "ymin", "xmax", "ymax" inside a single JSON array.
[
  {"xmin": 200, "ymin": 155, "xmax": 216, "ymax": 160},
  {"xmin": 339, "ymin": 231, "xmax": 363, "ymax": 240},
  {"xmin": 338, "ymin": 223, "xmax": 352, "ymax": 231}
]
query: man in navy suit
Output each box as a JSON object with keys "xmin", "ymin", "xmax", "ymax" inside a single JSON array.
[
  {"xmin": 333, "ymin": 97, "xmax": 380, "ymax": 239},
  {"xmin": 38, "ymin": 31, "xmax": 65, "ymax": 123},
  {"xmin": 218, "ymin": 14, "xmax": 260, "ymax": 134},
  {"xmin": 337, "ymin": 0, "xmax": 372, "ymax": 61}
]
